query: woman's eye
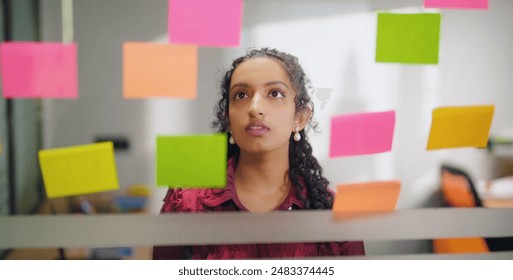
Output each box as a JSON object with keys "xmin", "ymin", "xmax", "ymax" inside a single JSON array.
[
  {"xmin": 233, "ymin": 92, "xmax": 247, "ymax": 100},
  {"xmin": 269, "ymin": 90, "xmax": 285, "ymax": 98}
]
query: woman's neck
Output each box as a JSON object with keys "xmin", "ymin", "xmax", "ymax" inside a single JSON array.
[
  {"xmin": 235, "ymin": 149, "xmax": 290, "ymax": 193},
  {"xmin": 234, "ymin": 149, "xmax": 292, "ymax": 212}
]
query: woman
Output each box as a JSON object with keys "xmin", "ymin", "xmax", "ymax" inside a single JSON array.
[{"xmin": 153, "ymin": 48, "xmax": 365, "ymax": 259}]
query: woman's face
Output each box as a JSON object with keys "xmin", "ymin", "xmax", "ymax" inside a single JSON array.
[{"xmin": 228, "ymin": 57, "xmax": 300, "ymax": 155}]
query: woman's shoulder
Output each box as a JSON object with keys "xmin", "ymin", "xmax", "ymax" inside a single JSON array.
[
  {"xmin": 160, "ymin": 188, "xmax": 199, "ymax": 212},
  {"xmin": 160, "ymin": 187, "xmax": 234, "ymax": 213}
]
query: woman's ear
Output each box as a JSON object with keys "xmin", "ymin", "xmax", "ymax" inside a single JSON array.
[{"xmin": 295, "ymin": 107, "xmax": 312, "ymax": 131}]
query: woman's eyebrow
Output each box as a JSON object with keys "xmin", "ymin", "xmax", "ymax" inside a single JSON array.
[
  {"xmin": 230, "ymin": 83, "xmax": 249, "ymax": 91},
  {"xmin": 230, "ymin": 81, "xmax": 290, "ymax": 91}
]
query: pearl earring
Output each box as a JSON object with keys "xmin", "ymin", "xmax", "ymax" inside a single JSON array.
[
  {"xmin": 229, "ymin": 131, "xmax": 235, "ymax": 145},
  {"xmin": 294, "ymin": 127, "xmax": 301, "ymax": 142}
]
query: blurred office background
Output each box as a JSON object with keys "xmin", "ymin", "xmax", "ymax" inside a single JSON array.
[{"xmin": 1, "ymin": 0, "xmax": 513, "ymax": 257}]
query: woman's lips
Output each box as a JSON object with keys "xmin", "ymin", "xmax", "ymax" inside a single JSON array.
[{"xmin": 245, "ymin": 122, "xmax": 270, "ymax": 137}]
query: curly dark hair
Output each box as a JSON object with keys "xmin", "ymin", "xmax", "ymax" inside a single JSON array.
[{"xmin": 212, "ymin": 48, "xmax": 333, "ymax": 209}]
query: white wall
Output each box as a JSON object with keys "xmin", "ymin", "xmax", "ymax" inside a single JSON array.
[{"xmin": 40, "ymin": 0, "xmax": 513, "ymax": 255}]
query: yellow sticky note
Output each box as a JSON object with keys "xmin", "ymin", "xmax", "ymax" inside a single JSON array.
[
  {"xmin": 39, "ymin": 142, "xmax": 119, "ymax": 198},
  {"xmin": 427, "ymin": 105, "xmax": 494, "ymax": 150}
]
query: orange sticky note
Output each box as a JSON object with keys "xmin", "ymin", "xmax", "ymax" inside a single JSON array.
[
  {"xmin": 333, "ymin": 180, "xmax": 401, "ymax": 218},
  {"xmin": 433, "ymin": 238, "xmax": 489, "ymax": 254},
  {"xmin": 123, "ymin": 42, "xmax": 197, "ymax": 99}
]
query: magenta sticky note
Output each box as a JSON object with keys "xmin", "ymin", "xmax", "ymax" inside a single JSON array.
[
  {"xmin": 168, "ymin": 0, "xmax": 243, "ymax": 47},
  {"xmin": 424, "ymin": 0, "xmax": 488, "ymax": 9},
  {"xmin": 330, "ymin": 111, "xmax": 395, "ymax": 157},
  {"xmin": 0, "ymin": 42, "xmax": 78, "ymax": 99}
]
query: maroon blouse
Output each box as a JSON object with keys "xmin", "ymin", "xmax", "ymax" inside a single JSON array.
[{"xmin": 153, "ymin": 157, "xmax": 365, "ymax": 259}]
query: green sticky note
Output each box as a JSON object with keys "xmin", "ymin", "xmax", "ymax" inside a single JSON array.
[
  {"xmin": 156, "ymin": 134, "xmax": 227, "ymax": 188},
  {"xmin": 376, "ymin": 13, "xmax": 441, "ymax": 64}
]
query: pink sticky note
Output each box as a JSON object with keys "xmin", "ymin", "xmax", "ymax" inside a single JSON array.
[
  {"xmin": 168, "ymin": 0, "xmax": 243, "ymax": 47},
  {"xmin": 330, "ymin": 111, "xmax": 395, "ymax": 157},
  {"xmin": 424, "ymin": 0, "xmax": 488, "ymax": 9},
  {"xmin": 0, "ymin": 42, "xmax": 78, "ymax": 98}
]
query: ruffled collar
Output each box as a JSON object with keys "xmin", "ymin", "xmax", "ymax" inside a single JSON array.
[{"xmin": 200, "ymin": 156, "xmax": 306, "ymax": 211}]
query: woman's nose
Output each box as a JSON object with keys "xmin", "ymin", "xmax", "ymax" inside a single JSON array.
[{"xmin": 248, "ymin": 93, "xmax": 265, "ymax": 117}]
